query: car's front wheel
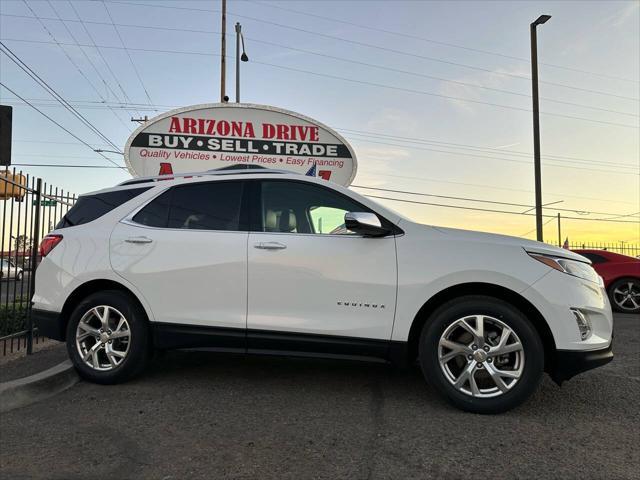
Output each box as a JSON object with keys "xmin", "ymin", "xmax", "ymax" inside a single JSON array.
[
  {"xmin": 66, "ymin": 290, "xmax": 151, "ymax": 384},
  {"xmin": 419, "ymin": 295, "xmax": 544, "ymax": 414}
]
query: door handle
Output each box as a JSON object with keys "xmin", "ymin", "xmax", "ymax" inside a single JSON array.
[
  {"xmin": 254, "ymin": 241, "xmax": 287, "ymax": 250},
  {"xmin": 125, "ymin": 236, "xmax": 153, "ymax": 244}
]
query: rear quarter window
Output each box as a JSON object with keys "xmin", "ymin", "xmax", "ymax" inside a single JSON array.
[{"xmin": 56, "ymin": 187, "xmax": 150, "ymax": 228}]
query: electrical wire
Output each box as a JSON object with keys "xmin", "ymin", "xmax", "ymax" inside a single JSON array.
[
  {"xmin": 23, "ymin": 0, "xmax": 133, "ymax": 131},
  {"xmin": 3, "ymin": 36, "xmax": 637, "ymax": 129},
  {"xmin": 101, "ymin": 0, "xmax": 154, "ymax": 107},
  {"xmin": 12, "ymin": 163, "xmax": 126, "ymax": 169},
  {"xmin": 0, "ymin": 42, "xmax": 123, "ymax": 153},
  {"xmin": 363, "ymin": 194, "xmax": 640, "ymax": 223},
  {"xmin": 348, "ymin": 138, "xmax": 638, "ymax": 176},
  {"xmin": 107, "ymin": 0, "xmax": 640, "ymax": 102},
  {"xmin": 244, "ymin": 0, "xmax": 640, "ymax": 85},
  {"xmin": 2, "ymin": 12, "xmax": 637, "ymax": 118},
  {"xmin": 0, "ymin": 82, "xmax": 125, "ymax": 169},
  {"xmin": 66, "ymin": 0, "xmax": 142, "ymax": 118},
  {"xmin": 351, "ymin": 185, "xmax": 640, "ymax": 217}
]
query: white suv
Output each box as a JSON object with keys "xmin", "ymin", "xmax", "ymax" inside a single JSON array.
[{"xmin": 33, "ymin": 167, "xmax": 613, "ymax": 413}]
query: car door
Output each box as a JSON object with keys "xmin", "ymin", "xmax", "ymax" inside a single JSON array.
[
  {"xmin": 110, "ymin": 180, "xmax": 249, "ymax": 348},
  {"xmin": 247, "ymin": 179, "xmax": 398, "ymax": 358}
]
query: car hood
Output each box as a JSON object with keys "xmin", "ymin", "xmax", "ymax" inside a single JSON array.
[{"xmin": 421, "ymin": 224, "xmax": 590, "ymax": 263}]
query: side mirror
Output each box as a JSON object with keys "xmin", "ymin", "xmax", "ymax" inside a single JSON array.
[{"xmin": 344, "ymin": 212, "xmax": 390, "ymax": 237}]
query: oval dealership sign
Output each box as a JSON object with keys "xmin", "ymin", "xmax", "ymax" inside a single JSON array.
[{"xmin": 124, "ymin": 103, "xmax": 357, "ymax": 186}]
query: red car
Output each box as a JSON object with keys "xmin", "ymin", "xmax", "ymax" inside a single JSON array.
[{"xmin": 573, "ymin": 250, "xmax": 640, "ymax": 314}]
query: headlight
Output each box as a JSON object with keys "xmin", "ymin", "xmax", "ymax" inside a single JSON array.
[{"xmin": 528, "ymin": 252, "xmax": 602, "ymax": 284}]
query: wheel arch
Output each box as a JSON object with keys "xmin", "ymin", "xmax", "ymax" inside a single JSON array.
[
  {"xmin": 59, "ymin": 279, "xmax": 150, "ymax": 341},
  {"xmin": 403, "ymin": 282, "xmax": 556, "ymax": 371}
]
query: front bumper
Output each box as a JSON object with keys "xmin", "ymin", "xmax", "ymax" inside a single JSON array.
[
  {"xmin": 549, "ymin": 342, "xmax": 613, "ymax": 385},
  {"xmin": 32, "ymin": 308, "xmax": 66, "ymax": 341}
]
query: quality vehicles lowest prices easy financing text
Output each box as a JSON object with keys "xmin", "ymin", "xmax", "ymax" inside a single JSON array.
[{"xmin": 33, "ymin": 167, "xmax": 613, "ymax": 413}]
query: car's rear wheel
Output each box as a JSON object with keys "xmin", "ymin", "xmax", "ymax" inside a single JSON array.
[
  {"xmin": 66, "ymin": 290, "xmax": 150, "ymax": 384},
  {"xmin": 609, "ymin": 278, "xmax": 640, "ymax": 313},
  {"xmin": 419, "ymin": 295, "xmax": 544, "ymax": 414},
  {"xmin": 16, "ymin": 271, "xmax": 23, "ymax": 281}
]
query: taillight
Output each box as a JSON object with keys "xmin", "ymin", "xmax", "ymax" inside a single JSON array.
[{"xmin": 39, "ymin": 234, "xmax": 63, "ymax": 257}]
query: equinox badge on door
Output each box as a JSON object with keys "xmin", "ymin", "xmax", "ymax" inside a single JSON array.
[{"xmin": 337, "ymin": 301, "xmax": 386, "ymax": 309}]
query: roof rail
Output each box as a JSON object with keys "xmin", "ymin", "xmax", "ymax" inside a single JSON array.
[{"xmin": 117, "ymin": 166, "xmax": 297, "ymax": 186}]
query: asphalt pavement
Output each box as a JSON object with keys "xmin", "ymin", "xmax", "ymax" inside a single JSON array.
[{"xmin": 1, "ymin": 313, "xmax": 638, "ymax": 480}]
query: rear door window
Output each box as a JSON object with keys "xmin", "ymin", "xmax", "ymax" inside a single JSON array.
[
  {"xmin": 57, "ymin": 187, "xmax": 150, "ymax": 228},
  {"xmin": 133, "ymin": 181, "xmax": 246, "ymax": 231}
]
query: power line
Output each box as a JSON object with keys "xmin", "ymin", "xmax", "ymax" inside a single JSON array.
[
  {"xmin": 7, "ymin": 96, "xmax": 636, "ymax": 168},
  {"xmin": 66, "ymin": 0, "xmax": 142, "ymax": 118},
  {"xmin": 242, "ymin": 36, "xmax": 638, "ymax": 119},
  {"xmin": 3, "ymin": 36, "xmax": 637, "ymax": 129},
  {"xmin": 0, "ymin": 82, "xmax": 125, "ymax": 169},
  {"xmin": 338, "ymin": 127, "xmax": 639, "ymax": 168},
  {"xmin": 351, "ymin": 185, "xmax": 639, "ymax": 217},
  {"xmin": 6, "ymin": 95, "xmax": 635, "ymax": 173},
  {"xmin": 248, "ymin": 59, "xmax": 639, "ymax": 129},
  {"xmin": 4, "ymin": 99, "xmax": 160, "ymax": 112},
  {"xmin": 107, "ymin": 0, "xmax": 640, "ymax": 102},
  {"xmin": 244, "ymin": 0, "xmax": 640, "ymax": 85},
  {"xmin": 9, "ymin": 95, "xmax": 637, "ymax": 169},
  {"xmin": 520, "ymin": 217, "xmax": 556, "ymax": 237},
  {"xmin": 363, "ymin": 194, "xmax": 640, "ymax": 224},
  {"xmin": 3, "ymin": 12, "xmax": 637, "ymax": 118},
  {"xmin": 359, "ymin": 171, "xmax": 638, "ymax": 206},
  {"xmin": 12, "ymin": 163, "xmax": 125, "ymax": 169},
  {"xmin": 342, "ymin": 129, "xmax": 639, "ymax": 170},
  {"xmin": 48, "ymin": 0, "xmax": 138, "ymax": 123},
  {"xmin": 101, "ymin": 0, "xmax": 154, "ymax": 107},
  {"xmin": 22, "ymin": 0, "xmax": 132, "ymax": 131},
  {"xmin": 0, "ymin": 41, "xmax": 123, "ymax": 153},
  {"xmin": 348, "ymin": 137, "xmax": 638, "ymax": 176}
]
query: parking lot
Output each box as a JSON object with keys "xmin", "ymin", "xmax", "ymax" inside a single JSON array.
[{"xmin": 1, "ymin": 312, "xmax": 638, "ymax": 479}]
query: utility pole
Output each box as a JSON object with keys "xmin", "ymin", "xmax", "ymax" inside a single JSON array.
[
  {"xmin": 530, "ymin": 14, "xmax": 551, "ymax": 242},
  {"xmin": 557, "ymin": 213, "xmax": 561, "ymax": 247},
  {"xmin": 220, "ymin": 0, "xmax": 227, "ymax": 102}
]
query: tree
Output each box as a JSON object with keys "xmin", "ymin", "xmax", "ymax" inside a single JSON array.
[{"xmin": 14, "ymin": 234, "xmax": 32, "ymax": 251}]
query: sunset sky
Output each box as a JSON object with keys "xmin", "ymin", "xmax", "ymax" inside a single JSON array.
[{"xmin": 1, "ymin": 0, "xmax": 638, "ymax": 245}]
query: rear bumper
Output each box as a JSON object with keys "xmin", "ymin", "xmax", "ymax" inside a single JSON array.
[
  {"xmin": 550, "ymin": 343, "xmax": 613, "ymax": 385},
  {"xmin": 32, "ymin": 308, "xmax": 65, "ymax": 341}
]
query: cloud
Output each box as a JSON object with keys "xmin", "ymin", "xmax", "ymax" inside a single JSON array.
[
  {"xmin": 437, "ymin": 65, "xmax": 530, "ymax": 115},
  {"xmin": 605, "ymin": 2, "xmax": 640, "ymax": 27}
]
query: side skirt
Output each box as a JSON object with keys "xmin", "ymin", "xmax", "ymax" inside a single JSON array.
[{"xmin": 151, "ymin": 322, "xmax": 409, "ymax": 365}]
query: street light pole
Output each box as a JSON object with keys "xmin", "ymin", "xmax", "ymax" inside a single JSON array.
[
  {"xmin": 235, "ymin": 22, "xmax": 248, "ymax": 103},
  {"xmin": 530, "ymin": 14, "xmax": 551, "ymax": 242}
]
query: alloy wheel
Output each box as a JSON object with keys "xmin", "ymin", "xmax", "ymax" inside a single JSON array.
[
  {"xmin": 75, "ymin": 305, "xmax": 131, "ymax": 371},
  {"xmin": 612, "ymin": 281, "xmax": 640, "ymax": 312},
  {"xmin": 438, "ymin": 315, "xmax": 525, "ymax": 398}
]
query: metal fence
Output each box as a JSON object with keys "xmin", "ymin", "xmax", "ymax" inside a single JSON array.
[
  {"xmin": 0, "ymin": 169, "xmax": 76, "ymax": 356},
  {"xmin": 567, "ymin": 242, "xmax": 640, "ymax": 258}
]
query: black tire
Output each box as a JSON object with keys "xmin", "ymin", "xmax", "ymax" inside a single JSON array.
[
  {"xmin": 419, "ymin": 295, "xmax": 544, "ymax": 414},
  {"xmin": 66, "ymin": 290, "xmax": 151, "ymax": 384},
  {"xmin": 608, "ymin": 278, "xmax": 640, "ymax": 314},
  {"xmin": 16, "ymin": 271, "xmax": 23, "ymax": 281}
]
